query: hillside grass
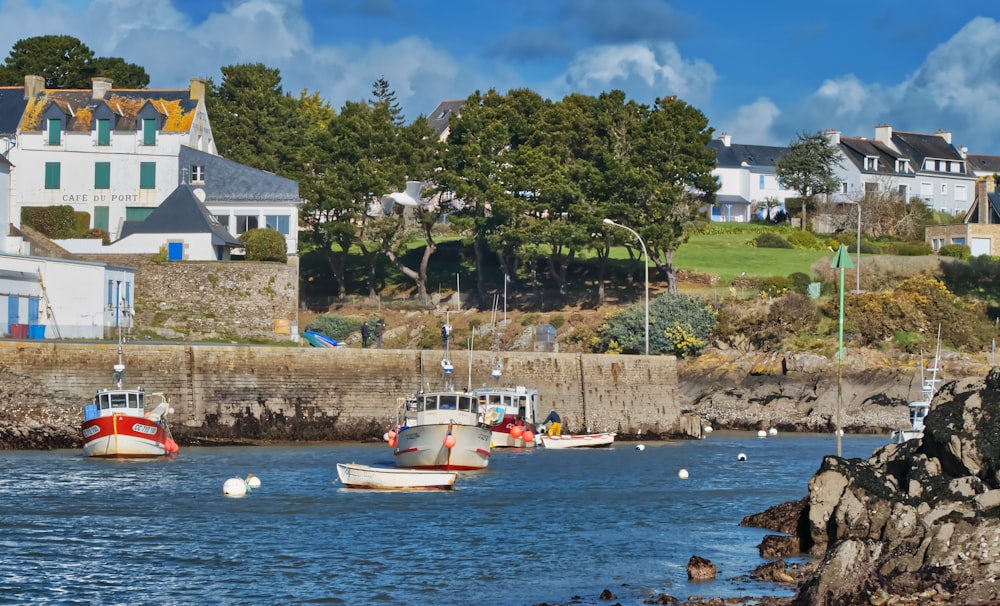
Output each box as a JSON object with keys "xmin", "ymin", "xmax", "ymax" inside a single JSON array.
[{"xmin": 673, "ymin": 230, "xmax": 831, "ymax": 283}]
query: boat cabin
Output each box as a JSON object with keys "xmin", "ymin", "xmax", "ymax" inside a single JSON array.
[
  {"xmin": 93, "ymin": 389, "xmax": 146, "ymax": 417},
  {"xmin": 909, "ymin": 402, "xmax": 929, "ymax": 432},
  {"xmin": 404, "ymin": 391, "xmax": 479, "ymax": 426},
  {"xmin": 476, "ymin": 386, "xmax": 539, "ymax": 422}
]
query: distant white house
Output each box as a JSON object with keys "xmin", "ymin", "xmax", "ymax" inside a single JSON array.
[
  {"xmin": 707, "ymin": 133, "xmax": 798, "ymax": 222},
  {"xmin": 826, "ymin": 125, "xmax": 976, "ymax": 215}
]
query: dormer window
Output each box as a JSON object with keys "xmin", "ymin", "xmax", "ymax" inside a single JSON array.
[
  {"xmin": 191, "ymin": 165, "xmax": 205, "ymax": 183},
  {"xmin": 47, "ymin": 118, "xmax": 62, "ymax": 145},
  {"xmin": 96, "ymin": 118, "xmax": 111, "ymax": 146},
  {"xmin": 142, "ymin": 118, "xmax": 156, "ymax": 145},
  {"xmin": 895, "ymin": 159, "xmax": 909, "ymax": 173},
  {"xmin": 864, "ymin": 156, "xmax": 878, "ymax": 171}
]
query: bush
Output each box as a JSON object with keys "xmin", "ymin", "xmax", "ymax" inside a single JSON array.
[
  {"xmin": 305, "ymin": 315, "xmax": 362, "ymax": 342},
  {"xmin": 887, "ymin": 241, "xmax": 932, "ymax": 256},
  {"xmin": 788, "ymin": 272, "xmax": 812, "ymax": 295},
  {"xmin": 73, "ymin": 211, "xmax": 91, "ymax": 234},
  {"xmin": 238, "ymin": 228, "xmax": 288, "ymax": 262},
  {"xmin": 22, "ymin": 205, "xmax": 76, "ymax": 238},
  {"xmin": 759, "ymin": 276, "xmax": 793, "ymax": 297},
  {"xmin": 754, "ymin": 232, "xmax": 793, "ymax": 249},
  {"xmin": 786, "ymin": 230, "xmax": 819, "ymax": 249},
  {"xmin": 596, "ymin": 293, "xmax": 716, "ymax": 357},
  {"xmin": 939, "ymin": 244, "xmax": 971, "ymax": 260}
]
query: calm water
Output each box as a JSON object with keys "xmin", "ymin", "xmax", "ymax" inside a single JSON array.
[{"xmin": 0, "ymin": 432, "xmax": 887, "ymax": 606}]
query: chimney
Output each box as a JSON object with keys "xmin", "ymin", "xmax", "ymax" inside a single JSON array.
[
  {"xmin": 720, "ymin": 132, "xmax": 731, "ymax": 147},
  {"xmin": 24, "ymin": 74, "xmax": 44, "ymax": 99},
  {"xmin": 958, "ymin": 145, "xmax": 968, "ymax": 158},
  {"xmin": 189, "ymin": 77, "xmax": 206, "ymax": 100},
  {"xmin": 874, "ymin": 123, "xmax": 892, "ymax": 144},
  {"xmin": 824, "ymin": 129, "xmax": 840, "ymax": 145},
  {"xmin": 92, "ymin": 77, "xmax": 112, "ymax": 99},
  {"xmin": 936, "ymin": 129, "xmax": 952, "ymax": 144}
]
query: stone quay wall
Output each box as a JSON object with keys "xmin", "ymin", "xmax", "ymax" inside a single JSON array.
[{"xmin": 0, "ymin": 341, "xmax": 681, "ymax": 442}]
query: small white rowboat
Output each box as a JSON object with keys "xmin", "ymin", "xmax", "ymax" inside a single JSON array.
[
  {"xmin": 539, "ymin": 432, "xmax": 616, "ymax": 449},
  {"xmin": 336, "ymin": 463, "xmax": 458, "ymax": 490}
]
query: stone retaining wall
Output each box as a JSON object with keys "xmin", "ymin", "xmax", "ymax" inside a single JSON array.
[{"xmin": 0, "ymin": 341, "xmax": 681, "ymax": 442}]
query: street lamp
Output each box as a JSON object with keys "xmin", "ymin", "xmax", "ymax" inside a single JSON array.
[
  {"xmin": 844, "ymin": 201, "xmax": 862, "ymax": 293},
  {"xmin": 603, "ymin": 218, "xmax": 649, "ymax": 355}
]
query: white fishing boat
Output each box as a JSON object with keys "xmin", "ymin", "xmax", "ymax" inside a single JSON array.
[
  {"xmin": 890, "ymin": 327, "xmax": 942, "ymax": 444},
  {"xmin": 389, "ymin": 325, "xmax": 492, "ymax": 470},
  {"xmin": 336, "ymin": 463, "xmax": 457, "ymax": 490},
  {"xmin": 539, "ymin": 432, "xmax": 616, "ymax": 449},
  {"xmin": 81, "ymin": 328, "xmax": 179, "ymax": 458}
]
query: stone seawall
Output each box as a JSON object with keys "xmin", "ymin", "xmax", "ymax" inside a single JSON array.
[{"xmin": 0, "ymin": 341, "xmax": 681, "ymax": 446}]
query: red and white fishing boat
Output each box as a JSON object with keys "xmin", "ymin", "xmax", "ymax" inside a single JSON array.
[
  {"xmin": 81, "ymin": 339, "xmax": 179, "ymax": 458},
  {"xmin": 476, "ymin": 384, "xmax": 540, "ymax": 448}
]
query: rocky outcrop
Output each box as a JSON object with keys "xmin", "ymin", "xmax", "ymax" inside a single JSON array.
[
  {"xmin": 680, "ymin": 347, "xmax": 991, "ymax": 434},
  {"xmin": 747, "ymin": 368, "xmax": 1000, "ymax": 605}
]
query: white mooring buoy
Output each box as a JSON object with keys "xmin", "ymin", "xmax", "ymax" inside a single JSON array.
[
  {"xmin": 737, "ymin": 453, "xmax": 747, "ymax": 461},
  {"xmin": 223, "ymin": 477, "xmax": 249, "ymax": 497},
  {"xmin": 246, "ymin": 473, "xmax": 261, "ymax": 489},
  {"xmin": 757, "ymin": 430, "xmax": 767, "ymax": 438},
  {"xmin": 635, "ymin": 444, "xmax": 646, "ymax": 451},
  {"xmin": 678, "ymin": 469, "xmax": 689, "ymax": 479}
]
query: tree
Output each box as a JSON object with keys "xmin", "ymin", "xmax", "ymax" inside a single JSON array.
[
  {"xmin": 776, "ymin": 132, "xmax": 841, "ymax": 230},
  {"xmin": 0, "ymin": 35, "xmax": 147, "ymax": 88},
  {"xmin": 206, "ymin": 63, "xmax": 307, "ymax": 174}
]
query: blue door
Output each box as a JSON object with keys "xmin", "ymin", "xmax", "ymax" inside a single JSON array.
[
  {"xmin": 7, "ymin": 296, "xmax": 19, "ymax": 336},
  {"xmin": 167, "ymin": 241, "xmax": 184, "ymax": 261}
]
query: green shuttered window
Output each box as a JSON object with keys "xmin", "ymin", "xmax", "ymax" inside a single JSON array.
[{"xmin": 139, "ymin": 162, "xmax": 155, "ymax": 189}]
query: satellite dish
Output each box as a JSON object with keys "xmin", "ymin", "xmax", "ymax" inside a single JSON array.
[{"xmin": 193, "ymin": 188, "xmax": 207, "ymax": 202}]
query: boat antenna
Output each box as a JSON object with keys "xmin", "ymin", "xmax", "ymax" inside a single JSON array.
[
  {"xmin": 113, "ymin": 306, "xmax": 125, "ymax": 389},
  {"xmin": 490, "ymin": 294, "xmax": 503, "ymax": 385},
  {"xmin": 440, "ymin": 310, "xmax": 454, "ymax": 390}
]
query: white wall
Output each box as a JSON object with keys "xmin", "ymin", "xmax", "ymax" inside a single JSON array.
[{"xmin": 56, "ymin": 232, "xmax": 220, "ymax": 259}]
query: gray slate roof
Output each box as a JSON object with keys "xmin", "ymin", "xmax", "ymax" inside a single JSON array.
[
  {"xmin": 968, "ymin": 154, "xmax": 1000, "ymax": 174},
  {"xmin": 178, "ymin": 146, "xmax": 299, "ymax": 203},
  {"xmin": 118, "ymin": 184, "xmax": 242, "ymax": 246},
  {"xmin": 707, "ymin": 140, "xmax": 787, "ymax": 169},
  {"xmin": 839, "ymin": 137, "xmax": 906, "ymax": 175},
  {"xmin": 426, "ymin": 100, "xmax": 465, "ymax": 136},
  {"xmin": 0, "ymin": 86, "xmax": 28, "ymax": 135},
  {"xmin": 892, "ymin": 131, "xmax": 965, "ymax": 166}
]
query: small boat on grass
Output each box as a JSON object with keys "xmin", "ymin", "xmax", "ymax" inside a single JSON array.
[
  {"xmin": 336, "ymin": 463, "xmax": 457, "ymax": 490},
  {"xmin": 539, "ymin": 432, "xmax": 616, "ymax": 449}
]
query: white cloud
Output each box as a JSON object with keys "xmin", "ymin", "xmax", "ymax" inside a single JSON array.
[
  {"xmin": 722, "ymin": 98, "xmax": 781, "ymax": 145},
  {"xmin": 562, "ymin": 42, "xmax": 716, "ymax": 105}
]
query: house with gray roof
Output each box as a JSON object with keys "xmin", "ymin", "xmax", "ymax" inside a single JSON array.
[
  {"xmin": 707, "ymin": 133, "xmax": 797, "ymax": 222},
  {"xmin": 828, "ymin": 125, "xmax": 974, "ymax": 215},
  {"xmin": 967, "ymin": 154, "xmax": 1000, "ymax": 178},
  {"xmin": 427, "ymin": 99, "xmax": 465, "ymax": 141}
]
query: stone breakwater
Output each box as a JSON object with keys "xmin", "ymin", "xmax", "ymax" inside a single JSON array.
[
  {"xmin": 742, "ymin": 367, "xmax": 1000, "ymax": 605},
  {"xmin": 0, "ymin": 341, "xmax": 685, "ymax": 449}
]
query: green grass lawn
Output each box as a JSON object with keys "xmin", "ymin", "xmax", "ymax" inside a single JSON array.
[{"xmin": 673, "ymin": 231, "xmax": 832, "ymax": 283}]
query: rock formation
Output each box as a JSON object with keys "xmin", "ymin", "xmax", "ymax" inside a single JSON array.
[{"xmin": 745, "ymin": 368, "xmax": 1000, "ymax": 605}]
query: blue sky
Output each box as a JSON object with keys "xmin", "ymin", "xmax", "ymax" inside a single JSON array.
[{"xmin": 3, "ymin": 0, "xmax": 1000, "ymax": 152}]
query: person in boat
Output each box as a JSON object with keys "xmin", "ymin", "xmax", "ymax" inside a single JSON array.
[{"xmin": 543, "ymin": 410, "xmax": 562, "ymax": 436}]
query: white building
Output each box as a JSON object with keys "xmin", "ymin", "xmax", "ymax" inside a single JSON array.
[
  {"xmin": 827, "ymin": 125, "xmax": 976, "ymax": 215},
  {"xmin": 707, "ymin": 133, "xmax": 798, "ymax": 222},
  {"xmin": 2, "ymin": 75, "xmax": 300, "ymax": 258}
]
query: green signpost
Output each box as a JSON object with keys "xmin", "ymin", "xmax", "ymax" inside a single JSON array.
[{"xmin": 830, "ymin": 245, "xmax": 854, "ymax": 457}]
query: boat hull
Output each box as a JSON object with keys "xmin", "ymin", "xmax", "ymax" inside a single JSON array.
[
  {"xmin": 394, "ymin": 423, "xmax": 492, "ymax": 470},
  {"xmin": 336, "ymin": 463, "xmax": 456, "ymax": 490},
  {"xmin": 540, "ymin": 432, "xmax": 616, "ymax": 449},
  {"xmin": 81, "ymin": 415, "xmax": 175, "ymax": 458}
]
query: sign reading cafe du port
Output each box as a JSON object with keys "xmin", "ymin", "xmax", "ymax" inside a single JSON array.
[{"xmin": 61, "ymin": 192, "xmax": 139, "ymax": 203}]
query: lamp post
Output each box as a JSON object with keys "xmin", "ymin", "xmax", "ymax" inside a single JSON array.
[
  {"xmin": 603, "ymin": 218, "xmax": 649, "ymax": 355},
  {"xmin": 844, "ymin": 201, "xmax": 862, "ymax": 293}
]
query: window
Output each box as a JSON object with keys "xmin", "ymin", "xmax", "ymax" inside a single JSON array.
[
  {"xmin": 864, "ymin": 156, "xmax": 878, "ymax": 171},
  {"xmin": 142, "ymin": 119, "xmax": 156, "ymax": 145},
  {"xmin": 265, "ymin": 215, "xmax": 290, "ymax": 234},
  {"xmin": 139, "ymin": 162, "xmax": 156, "ymax": 189},
  {"xmin": 864, "ymin": 182, "xmax": 877, "ymax": 195},
  {"xmin": 758, "ymin": 175, "xmax": 765, "ymax": 189},
  {"xmin": 125, "ymin": 207, "xmax": 154, "ymax": 221},
  {"xmin": 191, "ymin": 165, "xmax": 205, "ymax": 183},
  {"xmin": 920, "ymin": 182, "xmax": 933, "ymax": 197},
  {"xmin": 107, "ymin": 279, "xmax": 114, "ymax": 306},
  {"xmin": 96, "ymin": 118, "xmax": 110, "ymax": 145},
  {"xmin": 840, "ymin": 182, "xmax": 848, "ymax": 194},
  {"xmin": 44, "ymin": 162, "xmax": 60, "ymax": 189},
  {"xmin": 94, "ymin": 206, "xmax": 109, "ymax": 230},
  {"xmin": 955, "ymin": 185, "xmax": 967, "ymax": 202},
  {"xmin": 235, "ymin": 215, "xmax": 258, "ymax": 234},
  {"xmin": 898, "ymin": 185, "xmax": 908, "ymax": 199},
  {"xmin": 94, "ymin": 162, "xmax": 110, "ymax": 189},
  {"xmin": 213, "ymin": 214, "xmax": 230, "ymax": 228},
  {"xmin": 47, "ymin": 118, "xmax": 61, "ymax": 145},
  {"xmin": 940, "ymin": 183, "xmax": 947, "ymax": 195}
]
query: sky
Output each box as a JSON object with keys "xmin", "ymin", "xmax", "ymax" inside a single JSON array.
[{"xmin": 2, "ymin": 0, "xmax": 1000, "ymax": 152}]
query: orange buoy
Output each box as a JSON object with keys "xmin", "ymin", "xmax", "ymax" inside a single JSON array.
[
  {"xmin": 510, "ymin": 426, "xmax": 523, "ymax": 439},
  {"xmin": 444, "ymin": 434, "xmax": 456, "ymax": 448},
  {"xmin": 522, "ymin": 430, "xmax": 534, "ymax": 443},
  {"xmin": 388, "ymin": 437, "xmax": 397, "ymax": 448},
  {"xmin": 164, "ymin": 438, "xmax": 179, "ymax": 453},
  {"xmin": 387, "ymin": 429, "xmax": 397, "ymax": 440}
]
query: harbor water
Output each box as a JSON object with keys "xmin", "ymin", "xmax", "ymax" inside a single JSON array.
[{"xmin": 0, "ymin": 432, "xmax": 887, "ymax": 605}]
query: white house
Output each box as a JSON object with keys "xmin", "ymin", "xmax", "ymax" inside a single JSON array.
[
  {"xmin": 3, "ymin": 75, "xmax": 301, "ymax": 258},
  {"xmin": 827, "ymin": 125, "xmax": 976, "ymax": 215},
  {"xmin": 707, "ymin": 133, "xmax": 797, "ymax": 222}
]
